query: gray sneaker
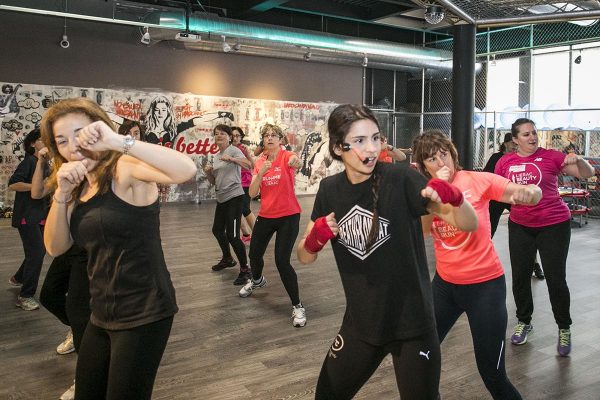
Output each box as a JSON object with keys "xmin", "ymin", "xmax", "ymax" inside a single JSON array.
[
  {"xmin": 57, "ymin": 330, "xmax": 75, "ymax": 355},
  {"xmin": 511, "ymin": 322, "xmax": 533, "ymax": 345},
  {"xmin": 292, "ymin": 304, "xmax": 306, "ymax": 327},
  {"xmin": 16, "ymin": 296, "xmax": 40, "ymax": 311},
  {"xmin": 239, "ymin": 276, "xmax": 267, "ymax": 297}
]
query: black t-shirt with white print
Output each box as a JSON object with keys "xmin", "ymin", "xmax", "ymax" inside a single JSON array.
[{"xmin": 311, "ymin": 162, "xmax": 435, "ymax": 345}]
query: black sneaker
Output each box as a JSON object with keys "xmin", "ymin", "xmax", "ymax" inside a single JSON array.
[
  {"xmin": 532, "ymin": 262, "xmax": 545, "ymax": 280},
  {"xmin": 211, "ymin": 258, "xmax": 237, "ymax": 271},
  {"xmin": 233, "ymin": 271, "xmax": 251, "ymax": 286}
]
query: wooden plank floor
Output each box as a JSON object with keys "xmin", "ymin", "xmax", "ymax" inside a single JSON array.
[{"xmin": 1, "ymin": 196, "xmax": 599, "ymax": 400}]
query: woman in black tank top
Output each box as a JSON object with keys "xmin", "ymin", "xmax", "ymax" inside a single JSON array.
[{"xmin": 41, "ymin": 98, "xmax": 197, "ymax": 400}]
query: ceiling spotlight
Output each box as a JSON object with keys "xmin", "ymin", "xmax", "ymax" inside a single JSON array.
[
  {"xmin": 424, "ymin": 5, "xmax": 445, "ymax": 25},
  {"xmin": 141, "ymin": 26, "xmax": 150, "ymax": 45},
  {"xmin": 222, "ymin": 36, "xmax": 231, "ymax": 53},
  {"xmin": 362, "ymin": 54, "xmax": 368, "ymax": 67},
  {"xmin": 574, "ymin": 52, "xmax": 582, "ymax": 64},
  {"xmin": 304, "ymin": 50, "xmax": 312, "ymax": 62},
  {"xmin": 490, "ymin": 54, "xmax": 496, "ymax": 66}
]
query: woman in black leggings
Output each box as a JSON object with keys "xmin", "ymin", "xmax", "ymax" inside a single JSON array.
[
  {"xmin": 238, "ymin": 123, "xmax": 306, "ymax": 327},
  {"xmin": 204, "ymin": 124, "xmax": 252, "ymax": 285},
  {"xmin": 42, "ymin": 98, "xmax": 197, "ymax": 399},
  {"xmin": 298, "ymin": 105, "xmax": 478, "ymax": 399}
]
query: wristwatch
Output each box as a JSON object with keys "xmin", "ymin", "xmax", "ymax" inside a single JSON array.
[{"xmin": 123, "ymin": 134, "xmax": 135, "ymax": 155}]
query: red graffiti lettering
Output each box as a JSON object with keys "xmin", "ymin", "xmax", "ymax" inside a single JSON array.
[
  {"xmin": 113, "ymin": 100, "xmax": 142, "ymax": 120},
  {"xmin": 283, "ymin": 103, "xmax": 320, "ymax": 110},
  {"xmin": 174, "ymin": 104, "xmax": 205, "ymax": 120}
]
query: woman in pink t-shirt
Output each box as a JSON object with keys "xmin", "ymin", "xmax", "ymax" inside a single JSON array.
[
  {"xmin": 495, "ymin": 118, "xmax": 594, "ymax": 357},
  {"xmin": 231, "ymin": 126, "xmax": 256, "ymax": 244},
  {"xmin": 237, "ymin": 123, "xmax": 307, "ymax": 327},
  {"xmin": 413, "ymin": 130, "xmax": 540, "ymax": 400}
]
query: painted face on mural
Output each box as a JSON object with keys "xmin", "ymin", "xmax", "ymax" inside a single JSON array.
[
  {"xmin": 339, "ymin": 119, "xmax": 380, "ymax": 183},
  {"xmin": 513, "ymin": 122, "xmax": 538, "ymax": 155},
  {"xmin": 52, "ymin": 113, "xmax": 99, "ymax": 169},
  {"xmin": 154, "ymin": 102, "xmax": 169, "ymax": 122}
]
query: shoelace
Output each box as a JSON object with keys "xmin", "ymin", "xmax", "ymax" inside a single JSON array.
[
  {"xmin": 514, "ymin": 324, "xmax": 526, "ymax": 335},
  {"xmin": 559, "ymin": 330, "xmax": 571, "ymax": 346}
]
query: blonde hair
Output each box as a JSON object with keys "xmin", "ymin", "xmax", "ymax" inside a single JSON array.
[{"xmin": 40, "ymin": 97, "xmax": 121, "ymax": 201}]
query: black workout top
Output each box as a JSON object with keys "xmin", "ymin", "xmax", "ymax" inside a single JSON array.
[
  {"xmin": 70, "ymin": 187, "xmax": 178, "ymax": 330},
  {"xmin": 311, "ymin": 163, "xmax": 435, "ymax": 345}
]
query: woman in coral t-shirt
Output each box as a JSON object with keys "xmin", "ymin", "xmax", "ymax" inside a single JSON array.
[
  {"xmin": 237, "ymin": 123, "xmax": 306, "ymax": 327},
  {"xmin": 413, "ymin": 129, "xmax": 541, "ymax": 400}
]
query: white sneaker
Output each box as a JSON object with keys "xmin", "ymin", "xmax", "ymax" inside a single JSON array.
[
  {"xmin": 239, "ymin": 276, "xmax": 267, "ymax": 298},
  {"xmin": 292, "ymin": 304, "xmax": 306, "ymax": 327},
  {"xmin": 57, "ymin": 330, "xmax": 75, "ymax": 355},
  {"xmin": 16, "ymin": 296, "xmax": 39, "ymax": 311},
  {"xmin": 60, "ymin": 382, "xmax": 75, "ymax": 400}
]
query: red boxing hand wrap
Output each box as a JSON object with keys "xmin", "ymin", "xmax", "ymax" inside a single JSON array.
[
  {"xmin": 426, "ymin": 178, "xmax": 464, "ymax": 207},
  {"xmin": 304, "ymin": 216, "xmax": 335, "ymax": 254}
]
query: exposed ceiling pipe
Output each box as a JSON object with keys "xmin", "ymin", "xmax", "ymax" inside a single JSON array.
[
  {"xmin": 155, "ymin": 11, "xmax": 454, "ymax": 71},
  {"xmin": 435, "ymin": 0, "xmax": 475, "ymax": 25},
  {"xmin": 0, "ymin": 4, "xmax": 454, "ymax": 72}
]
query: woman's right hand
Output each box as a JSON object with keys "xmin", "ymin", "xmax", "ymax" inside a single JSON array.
[
  {"xmin": 56, "ymin": 160, "xmax": 89, "ymax": 197},
  {"xmin": 259, "ymin": 160, "xmax": 272, "ymax": 175}
]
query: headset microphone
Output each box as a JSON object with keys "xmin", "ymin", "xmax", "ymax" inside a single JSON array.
[{"xmin": 343, "ymin": 143, "xmax": 370, "ymax": 164}]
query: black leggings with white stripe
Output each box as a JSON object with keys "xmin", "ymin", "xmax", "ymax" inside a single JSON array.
[
  {"xmin": 212, "ymin": 195, "xmax": 247, "ymax": 268},
  {"xmin": 316, "ymin": 322, "xmax": 440, "ymax": 399},
  {"xmin": 433, "ymin": 274, "xmax": 522, "ymax": 400}
]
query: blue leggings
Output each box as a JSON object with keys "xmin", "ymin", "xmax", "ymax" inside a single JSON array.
[
  {"xmin": 433, "ymin": 274, "xmax": 521, "ymax": 400},
  {"xmin": 316, "ymin": 322, "xmax": 440, "ymax": 400}
]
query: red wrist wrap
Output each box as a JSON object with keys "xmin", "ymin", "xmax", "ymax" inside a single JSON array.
[
  {"xmin": 426, "ymin": 178, "xmax": 464, "ymax": 207},
  {"xmin": 304, "ymin": 217, "xmax": 335, "ymax": 254}
]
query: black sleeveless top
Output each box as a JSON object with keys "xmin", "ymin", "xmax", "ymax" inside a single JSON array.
[{"xmin": 70, "ymin": 187, "xmax": 178, "ymax": 330}]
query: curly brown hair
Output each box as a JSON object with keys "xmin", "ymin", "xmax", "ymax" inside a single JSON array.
[{"xmin": 412, "ymin": 129, "xmax": 462, "ymax": 179}]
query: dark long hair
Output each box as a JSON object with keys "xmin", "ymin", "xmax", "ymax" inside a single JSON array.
[
  {"xmin": 412, "ymin": 129, "xmax": 462, "ymax": 179},
  {"xmin": 23, "ymin": 128, "xmax": 41, "ymax": 155},
  {"xmin": 327, "ymin": 104, "xmax": 382, "ymax": 251}
]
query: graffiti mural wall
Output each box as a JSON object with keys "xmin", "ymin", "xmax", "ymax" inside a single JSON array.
[{"xmin": 0, "ymin": 82, "xmax": 342, "ymax": 207}]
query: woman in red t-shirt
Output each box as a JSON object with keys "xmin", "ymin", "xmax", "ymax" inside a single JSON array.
[{"xmin": 238, "ymin": 123, "xmax": 306, "ymax": 327}]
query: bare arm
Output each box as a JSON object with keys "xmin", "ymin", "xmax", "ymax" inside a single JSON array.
[
  {"xmin": 77, "ymin": 121, "xmax": 197, "ymax": 185},
  {"xmin": 203, "ymin": 165, "xmax": 215, "ymax": 185},
  {"xmin": 499, "ymin": 182, "xmax": 542, "ymax": 206},
  {"xmin": 44, "ymin": 161, "xmax": 89, "ymax": 256},
  {"xmin": 297, "ymin": 212, "xmax": 339, "ymax": 264},
  {"xmin": 297, "ymin": 220, "xmax": 317, "ymax": 264},
  {"xmin": 424, "ymin": 190, "xmax": 478, "ymax": 232},
  {"xmin": 561, "ymin": 154, "xmax": 595, "ymax": 179},
  {"xmin": 249, "ymin": 159, "xmax": 271, "ymax": 198},
  {"xmin": 31, "ymin": 148, "xmax": 52, "ymax": 199},
  {"xmin": 8, "ymin": 182, "xmax": 31, "ymax": 192},
  {"xmin": 386, "ymin": 145, "xmax": 407, "ymax": 162}
]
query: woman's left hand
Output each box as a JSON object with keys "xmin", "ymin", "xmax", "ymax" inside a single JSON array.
[
  {"xmin": 288, "ymin": 155, "xmax": 302, "ymax": 169},
  {"xmin": 76, "ymin": 121, "xmax": 121, "ymax": 153}
]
